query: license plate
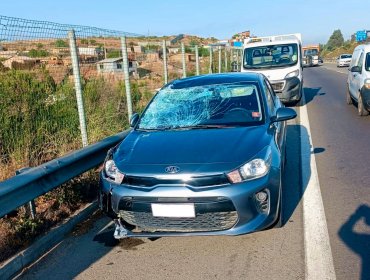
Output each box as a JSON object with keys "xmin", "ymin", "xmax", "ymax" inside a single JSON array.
[{"xmin": 151, "ymin": 203, "xmax": 195, "ymax": 218}]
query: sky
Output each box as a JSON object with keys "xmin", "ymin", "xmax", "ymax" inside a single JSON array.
[{"xmin": 1, "ymin": 0, "xmax": 369, "ymax": 45}]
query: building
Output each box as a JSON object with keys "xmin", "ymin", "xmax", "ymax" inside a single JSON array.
[
  {"xmin": 96, "ymin": 57, "xmax": 138, "ymax": 74},
  {"xmin": 3, "ymin": 55, "xmax": 40, "ymax": 69},
  {"xmin": 78, "ymin": 47, "xmax": 102, "ymax": 56},
  {"xmin": 168, "ymin": 47, "xmax": 180, "ymax": 54}
]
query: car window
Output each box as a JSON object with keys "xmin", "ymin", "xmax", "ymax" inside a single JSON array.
[
  {"xmin": 138, "ymin": 82, "xmax": 264, "ymax": 130},
  {"xmin": 357, "ymin": 52, "xmax": 364, "ymax": 69},
  {"xmin": 365, "ymin": 53, "xmax": 370, "ymax": 71},
  {"xmin": 262, "ymin": 80, "xmax": 275, "ymax": 114}
]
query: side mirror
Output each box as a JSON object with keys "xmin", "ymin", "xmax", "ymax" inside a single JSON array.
[
  {"xmin": 130, "ymin": 113, "xmax": 140, "ymax": 128},
  {"xmin": 271, "ymin": 107, "xmax": 297, "ymax": 123},
  {"xmin": 350, "ymin": 66, "xmax": 361, "ymax": 73}
]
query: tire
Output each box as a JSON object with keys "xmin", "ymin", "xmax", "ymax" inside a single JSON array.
[
  {"xmin": 346, "ymin": 86, "xmax": 353, "ymax": 105},
  {"xmin": 273, "ymin": 188, "xmax": 283, "ymax": 228},
  {"xmin": 358, "ymin": 93, "xmax": 369, "ymax": 116}
]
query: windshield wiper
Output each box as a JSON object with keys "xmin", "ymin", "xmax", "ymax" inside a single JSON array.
[{"xmin": 179, "ymin": 124, "xmax": 231, "ymax": 129}]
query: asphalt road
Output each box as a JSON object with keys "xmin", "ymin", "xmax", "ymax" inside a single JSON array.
[
  {"xmin": 302, "ymin": 64, "xmax": 370, "ymax": 280},
  {"xmin": 16, "ymin": 64, "xmax": 370, "ymax": 280}
]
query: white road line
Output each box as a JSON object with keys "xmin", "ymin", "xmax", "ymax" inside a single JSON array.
[{"xmin": 300, "ymin": 96, "xmax": 336, "ymax": 280}]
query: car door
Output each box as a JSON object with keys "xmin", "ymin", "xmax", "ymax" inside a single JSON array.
[
  {"xmin": 263, "ymin": 79, "xmax": 284, "ymax": 152},
  {"xmin": 352, "ymin": 52, "xmax": 364, "ymax": 101},
  {"xmin": 349, "ymin": 51, "xmax": 361, "ymax": 98}
]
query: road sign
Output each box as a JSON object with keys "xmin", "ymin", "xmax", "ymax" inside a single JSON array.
[{"xmin": 356, "ymin": 30, "xmax": 367, "ymax": 42}]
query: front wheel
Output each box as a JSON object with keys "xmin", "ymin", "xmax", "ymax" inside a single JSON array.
[{"xmin": 358, "ymin": 93, "xmax": 369, "ymax": 116}]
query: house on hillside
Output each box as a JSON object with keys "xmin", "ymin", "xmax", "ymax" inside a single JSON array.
[
  {"xmin": 168, "ymin": 47, "xmax": 180, "ymax": 54},
  {"xmin": 3, "ymin": 56, "xmax": 40, "ymax": 69},
  {"xmin": 78, "ymin": 47, "xmax": 102, "ymax": 56},
  {"xmin": 96, "ymin": 57, "xmax": 138, "ymax": 75}
]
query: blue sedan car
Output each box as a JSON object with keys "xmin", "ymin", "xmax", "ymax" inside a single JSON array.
[{"xmin": 99, "ymin": 73, "xmax": 296, "ymax": 238}]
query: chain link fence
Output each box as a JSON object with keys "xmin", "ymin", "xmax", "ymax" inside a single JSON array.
[{"xmin": 0, "ymin": 15, "xmax": 242, "ymax": 180}]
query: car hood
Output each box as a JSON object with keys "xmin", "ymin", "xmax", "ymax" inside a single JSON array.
[{"xmin": 114, "ymin": 125, "xmax": 272, "ymax": 175}]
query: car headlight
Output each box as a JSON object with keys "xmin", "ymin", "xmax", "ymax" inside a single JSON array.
[
  {"xmin": 285, "ymin": 70, "xmax": 299, "ymax": 79},
  {"xmin": 227, "ymin": 148, "xmax": 272, "ymax": 183},
  {"xmin": 104, "ymin": 159, "xmax": 125, "ymax": 184},
  {"xmin": 364, "ymin": 79, "xmax": 370, "ymax": 90}
]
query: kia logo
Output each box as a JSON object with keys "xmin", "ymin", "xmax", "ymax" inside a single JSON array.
[{"xmin": 165, "ymin": 166, "xmax": 180, "ymax": 174}]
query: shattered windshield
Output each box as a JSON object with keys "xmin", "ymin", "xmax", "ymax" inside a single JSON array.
[
  {"xmin": 138, "ymin": 82, "xmax": 263, "ymax": 130},
  {"xmin": 243, "ymin": 43, "xmax": 298, "ymax": 69}
]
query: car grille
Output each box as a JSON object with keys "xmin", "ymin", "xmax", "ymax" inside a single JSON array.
[
  {"xmin": 271, "ymin": 81, "xmax": 285, "ymax": 92},
  {"xmin": 122, "ymin": 174, "xmax": 230, "ymax": 188},
  {"xmin": 120, "ymin": 210, "xmax": 238, "ymax": 232}
]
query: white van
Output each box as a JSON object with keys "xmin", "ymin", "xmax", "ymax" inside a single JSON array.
[
  {"xmin": 347, "ymin": 44, "xmax": 370, "ymax": 116},
  {"xmin": 241, "ymin": 34, "xmax": 303, "ymax": 104}
]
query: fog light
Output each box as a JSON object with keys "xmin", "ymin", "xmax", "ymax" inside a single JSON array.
[
  {"xmin": 254, "ymin": 189, "xmax": 270, "ymax": 214},
  {"xmin": 255, "ymin": 191, "xmax": 268, "ymax": 202}
]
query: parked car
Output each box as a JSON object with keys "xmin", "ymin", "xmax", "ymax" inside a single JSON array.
[
  {"xmin": 99, "ymin": 73, "xmax": 297, "ymax": 238},
  {"xmin": 337, "ymin": 54, "xmax": 352, "ymax": 67},
  {"xmin": 347, "ymin": 44, "xmax": 370, "ymax": 116}
]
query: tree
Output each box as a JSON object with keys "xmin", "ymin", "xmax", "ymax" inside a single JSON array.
[
  {"xmin": 80, "ymin": 38, "xmax": 88, "ymax": 45},
  {"xmin": 55, "ymin": 39, "xmax": 68, "ymax": 48},
  {"xmin": 326, "ymin": 29, "xmax": 344, "ymax": 51}
]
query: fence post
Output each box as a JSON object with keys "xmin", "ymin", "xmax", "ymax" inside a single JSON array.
[
  {"xmin": 121, "ymin": 36, "xmax": 133, "ymax": 120},
  {"xmin": 181, "ymin": 42, "xmax": 186, "ymax": 78},
  {"xmin": 209, "ymin": 47, "xmax": 213, "ymax": 74},
  {"xmin": 195, "ymin": 45, "xmax": 200, "ymax": 76},
  {"xmin": 68, "ymin": 30, "xmax": 88, "ymax": 147},
  {"xmin": 236, "ymin": 48, "xmax": 240, "ymax": 71},
  {"xmin": 218, "ymin": 46, "xmax": 222, "ymax": 73},
  {"xmin": 162, "ymin": 40, "xmax": 168, "ymax": 84},
  {"xmin": 225, "ymin": 47, "xmax": 228, "ymax": 72}
]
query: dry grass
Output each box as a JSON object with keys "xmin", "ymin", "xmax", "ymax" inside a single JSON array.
[{"xmin": 0, "ymin": 171, "xmax": 99, "ymax": 264}]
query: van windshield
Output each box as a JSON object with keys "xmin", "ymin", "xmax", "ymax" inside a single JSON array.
[
  {"xmin": 304, "ymin": 49, "xmax": 319, "ymax": 56},
  {"xmin": 243, "ymin": 43, "xmax": 298, "ymax": 69}
]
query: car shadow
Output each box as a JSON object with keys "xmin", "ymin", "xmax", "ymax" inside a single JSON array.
[
  {"xmin": 281, "ymin": 122, "xmax": 324, "ymax": 227},
  {"xmin": 294, "ymin": 87, "xmax": 324, "ymax": 107},
  {"xmin": 338, "ymin": 204, "xmax": 370, "ymax": 280}
]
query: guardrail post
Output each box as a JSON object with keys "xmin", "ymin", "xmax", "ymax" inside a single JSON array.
[
  {"xmin": 195, "ymin": 45, "xmax": 200, "ymax": 76},
  {"xmin": 121, "ymin": 36, "xmax": 133, "ymax": 119},
  {"xmin": 16, "ymin": 168, "xmax": 36, "ymax": 219},
  {"xmin": 218, "ymin": 46, "xmax": 222, "ymax": 73},
  {"xmin": 68, "ymin": 30, "xmax": 88, "ymax": 147},
  {"xmin": 209, "ymin": 47, "xmax": 213, "ymax": 74},
  {"xmin": 162, "ymin": 40, "xmax": 168, "ymax": 84},
  {"xmin": 181, "ymin": 42, "xmax": 186, "ymax": 78}
]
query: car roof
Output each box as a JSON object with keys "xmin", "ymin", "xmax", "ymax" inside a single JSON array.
[
  {"xmin": 170, "ymin": 73, "xmax": 263, "ymax": 89},
  {"xmin": 354, "ymin": 44, "xmax": 370, "ymax": 52}
]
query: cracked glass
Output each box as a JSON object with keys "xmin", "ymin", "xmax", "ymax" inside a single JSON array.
[{"xmin": 138, "ymin": 82, "xmax": 263, "ymax": 130}]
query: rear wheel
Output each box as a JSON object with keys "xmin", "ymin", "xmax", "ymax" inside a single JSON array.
[
  {"xmin": 346, "ymin": 86, "xmax": 353, "ymax": 105},
  {"xmin": 358, "ymin": 93, "xmax": 369, "ymax": 116}
]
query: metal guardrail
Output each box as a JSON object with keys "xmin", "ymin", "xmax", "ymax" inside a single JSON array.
[{"xmin": 0, "ymin": 130, "xmax": 130, "ymax": 218}]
